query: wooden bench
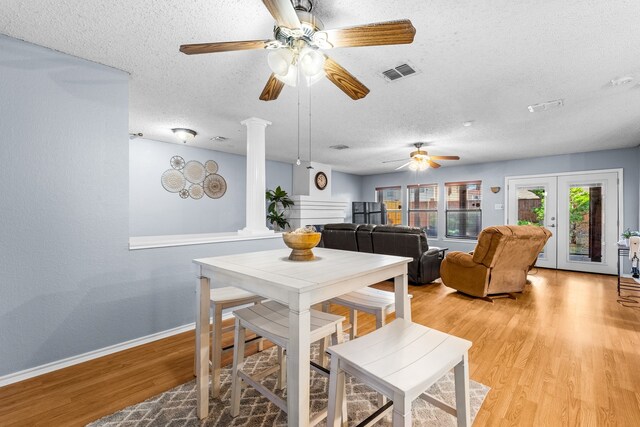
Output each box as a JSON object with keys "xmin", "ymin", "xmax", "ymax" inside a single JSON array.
[
  {"xmin": 326, "ymin": 318, "xmax": 472, "ymax": 427},
  {"xmin": 231, "ymin": 300, "xmax": 345, "ymax": 426}
]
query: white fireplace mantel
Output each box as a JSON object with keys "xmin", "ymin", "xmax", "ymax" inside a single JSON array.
[{"xmin": 287, "ymin": 196, "xmax": 349, "ymax": 229}]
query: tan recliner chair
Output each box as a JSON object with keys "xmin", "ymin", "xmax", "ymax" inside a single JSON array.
[{"xmin": 440, "ymin": 225, "xmax": 552, "ymax": 299}]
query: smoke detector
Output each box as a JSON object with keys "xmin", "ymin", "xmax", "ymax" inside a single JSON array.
[
  {"xmin": 210, "ymin": 136, "xmax": 228, "ymax": 141},
  {"xmin": 329, "ymin": 144, "xmax": 350, "ymax": 150}
]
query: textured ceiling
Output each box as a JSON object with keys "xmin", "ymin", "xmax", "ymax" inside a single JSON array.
[{"xmin": 2, "ymin": 0, "xmax": 640, "ymax": 174}]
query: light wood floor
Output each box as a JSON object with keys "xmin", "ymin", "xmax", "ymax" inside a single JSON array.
[{"xmin": 1, "ymin": 269, "xmax": 639, "ymax": 426}]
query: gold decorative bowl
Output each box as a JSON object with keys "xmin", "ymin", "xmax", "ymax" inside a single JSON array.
[{"xmin": 282, "ymin": 232, "xmax": 321, "ymax": 261}]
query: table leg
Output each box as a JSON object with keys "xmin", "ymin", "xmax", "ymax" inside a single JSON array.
[
  {"xmin": 287, "ymin": 298, "xmax": 311, "ymax": 427},
  {"xmin": 196, "ymin": 276, "xmax": 210, "ymax": 419},
  {"xmin": 394, "ymin": 273, "xmax": 411, "ymax": 321}
]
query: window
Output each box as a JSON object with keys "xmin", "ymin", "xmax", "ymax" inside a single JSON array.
[
  {"xmin": 407, "ymin": 184, "xmax": 438, "ymax": 237},
  {"xmin": 375, "ymin": 186, "xmax": 402, "ymax": 225},
  {"xmin": 445, "ymin": 181, "xmax": 482, "ymax": 239}
]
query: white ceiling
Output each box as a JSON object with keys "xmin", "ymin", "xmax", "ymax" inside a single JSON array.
[{"xmin": 2, "ymin": 0, "xmax": 640, "ymax": 174}]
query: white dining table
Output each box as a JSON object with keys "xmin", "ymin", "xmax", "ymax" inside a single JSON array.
[{"xmin": 193, "ymin": 247, "xmax": 412, "ymax": 426}]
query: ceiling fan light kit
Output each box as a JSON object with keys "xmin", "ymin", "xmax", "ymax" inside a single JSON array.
[
  {"xmin": 390, "ymin": 142, "xmax": 461, "ymax": 171},
  {"xmin": 179, "ymin": 0, "xmax": 416, "ymax": 101}
]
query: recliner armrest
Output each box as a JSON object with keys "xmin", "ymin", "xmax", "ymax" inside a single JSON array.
[{"xmin": 443, "ymin": 251, "xmax": 477, "ymax": 268}]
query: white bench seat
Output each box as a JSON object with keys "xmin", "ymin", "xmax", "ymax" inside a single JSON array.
[
  {"xmin": 327, "ymin": 318, "xmax": 472, "ymax": 427},
  {"xmin": 231, "ymin": 300, "xmax": 345, "ymax": 426},
  {"xmin": 324, "ymin": 286, "xmax": 412, "ymax": 339}
]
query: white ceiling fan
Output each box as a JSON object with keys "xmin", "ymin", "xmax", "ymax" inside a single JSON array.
[
  {"xmin": 178, "ymin": 0, "xmax": 416, "ymax": 101},
  {"xmin": 383, "ymin": 143, "xmax": 460, "ymax": 171}
]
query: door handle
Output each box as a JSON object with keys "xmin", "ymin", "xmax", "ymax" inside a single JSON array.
[{"xmin": 548, "ymin": 224, "xmax": 556, "ymax": 227}]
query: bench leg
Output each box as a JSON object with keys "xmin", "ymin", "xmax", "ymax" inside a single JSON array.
[
  {"xmin": 327, "ymin": 357, "xmax": 346, "ymax": 427},
  {"xmin": 230, "ymin": 318, "xmax": 246, "ymax": 417},
  {"xmin": 375, "ymin": 310, "xmax": 387, "ymax": 407},
  {"xmin": 454, "ymin": 352, "xmax": 471, "ymax": 427},
  {"xmin": 211, "ymin": 303, "xmax": 223, "ymax": 398},
  {"xmin": 349, "ymin": 309, "xmax": 358, "ymax": 340},
  {"xmin": 392, "ymin": 391, "xmax": 411, "ymax": 427},
  {"xmin": 277, "ymin": 346, "xmax": 286, "ymax": 390}
]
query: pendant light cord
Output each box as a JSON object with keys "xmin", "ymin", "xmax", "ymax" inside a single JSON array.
[
  {"xmin": 308, "ymin": 79, "xmax": 312, "ymax": 164},
  {"xmin": 296, "ymin": 79, "xmax": 301, "ymax": 165}
]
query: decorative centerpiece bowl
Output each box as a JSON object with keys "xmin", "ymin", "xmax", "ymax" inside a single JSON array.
[{"xmin": 282, "ymin": 227, "xmax": 321, "ymax": 261}]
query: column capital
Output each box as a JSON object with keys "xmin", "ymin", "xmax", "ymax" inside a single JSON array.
[{"xmin": 241, "ymin": 117, "xmax": 272, "ymax": 127}]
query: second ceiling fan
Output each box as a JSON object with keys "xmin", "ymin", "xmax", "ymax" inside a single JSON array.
[
  {"xmin": 179, "ymin": 0, "xmax": 416, "ymax": 101},
  {"xmin": 384, "ymin": 143, "xmax": 461, "ymax": 171}
]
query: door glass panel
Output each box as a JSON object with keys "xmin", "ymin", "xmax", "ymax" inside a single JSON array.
[
  {"xmin": 516, "ymin": 185, "xmax": 547, "ymax": 257},
  {"xmin": 567, "ymin": 183, "xmax": 604, "ymax": 263},
  {"xmin": 376, "ymin": 187, "xmax": 402, "ymax": 225}
]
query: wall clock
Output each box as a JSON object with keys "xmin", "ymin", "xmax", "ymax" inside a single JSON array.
[{"xmin": 315, "ymin": 171, "xmax": 328, "ymax": 190}]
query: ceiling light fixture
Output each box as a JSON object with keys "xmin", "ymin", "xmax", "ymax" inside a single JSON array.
[
  {"xmin": 172, "ymin": 128, "xmax": 197, "ymax": 143},
  {"xmin": 610, "ymin": 76, "xmax": 634, "ymax": 86},
  {"xmin": 527, "ymin": 99, "xmax": 564, "ymax": 113},
  {"xmin": 462, "ymin": 121, "xmax": 474, "ymax": 127}
]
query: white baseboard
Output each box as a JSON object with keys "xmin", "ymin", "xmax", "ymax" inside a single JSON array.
[{"xmin": 0, "ymin": 312, "xmax": 235, "ymax": 388}]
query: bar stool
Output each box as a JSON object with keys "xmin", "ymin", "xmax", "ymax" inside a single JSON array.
[
  {"xmin": 323, "ymin": 287, "xmax": 412, "ymax": 339},
  {"xmin": 326, "ymin": 318, "xmax": 472, "ymax": 427},
  {"xmin": 230, "ymin": 300, "xmax": 345, "ymax": 426},
  {"xmin": 193, "ymin": 287, "xmax": 265, "ymax": 398}
]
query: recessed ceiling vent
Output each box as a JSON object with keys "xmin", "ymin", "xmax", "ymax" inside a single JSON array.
[{"xmin": 380, "ymin": 62, "xmax": 419, "ymax": 82}]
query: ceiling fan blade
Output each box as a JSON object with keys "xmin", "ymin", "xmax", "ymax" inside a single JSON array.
[
  {"xmin": 427, "ymin": 160, "xmax": 441, "ymax": 169},
  {"xmin": 323, "ymin": 56, "xmax": 370, "ymax": 100},
  {"xmin": 395, "ymin": 161, "xmax": 412, "ymax": 170},
  {"xmin": 180, "ymin": 40, "xmax": 270, "ymax": 55},
  {"xmin": 321, "ymin": 19, "xmax": 416, "ymax": 48},
  {"xmin": 262, "ymin": 0, "xmax": 301, "ymax": 29},
  {"xmin": 259, "ymin": 73, "xmax": 285, "ymax": 101},
  {"xmin": 429, "ymin": 155, "xmax": 460, "ymax": 160},
  {"xmin": 382, "ymin": 158, "xmax": 408, "ymax": 163}
]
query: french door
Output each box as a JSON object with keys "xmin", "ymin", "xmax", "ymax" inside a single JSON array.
[{"xmin": 507, "ymin": 171, "xmax": 620, "ymax": 274}]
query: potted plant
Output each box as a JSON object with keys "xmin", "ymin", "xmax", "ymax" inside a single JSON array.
[
  {"xmin": 620, "ymin": 228, "xmax": 640, "ymax": 247},
  {"xmin": 266, "ymin": 186, "xmax": 294, "ymax": 231}
]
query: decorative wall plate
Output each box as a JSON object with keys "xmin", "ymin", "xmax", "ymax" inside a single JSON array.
[
  {"xmin": 161, "ymin": 169, "xmax": 186, "ymax": 193},
  {"xmin": 189, "ymin": 184, "xmax": 204, "ymax": 199},
  {"xmin": 170, "ymin": 155, "xmax": 185, "ymax": 170},
  {"xmin": 179, "ymin": 189, "xmax": 190, "ymax": 199},
  {"xmin": 204, "ymin": 174, "xmax": 227, "ymax": 199},
  {"xmin": 205, "ymin": 160, "xmax": 219, "ymax": 174},
  {"xmin": 183, "ymin": 160, "xmax": 206, "ymax": 183}
]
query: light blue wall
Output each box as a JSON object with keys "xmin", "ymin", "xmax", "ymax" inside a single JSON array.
[
  {"xmin": 332, "ymin": 171, "xmax": 364, "ymax": 222},
  {"xmin": 362, "ymin": 148, "xmax": 640, "ymax": 253},
  {"xmin": 0, "ymin": 35, "xmax": 286, "ymax": 377},
  {"xmin": 130, "ymin": 138, "xmax": 293, "ymax": 236}
]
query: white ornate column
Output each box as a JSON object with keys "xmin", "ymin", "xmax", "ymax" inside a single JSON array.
[{"xmin": 238, "ymin": 117, "xmax": 273, "ymax": 235}]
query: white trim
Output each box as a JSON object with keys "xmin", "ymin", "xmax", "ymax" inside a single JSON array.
[
  {"xmin": 129, "ymin": 232, "xmax": 283, "ymax": 250},
  {"xmin": 504, "ymin": 168, "xmax": 624, "ymax": 181},
  {"xmin": 441, "ymin": 238, "xmax": 478, "ymax": 244},
  {"xmin": 0, "ymin": 312, "xmax": 235, "ymax": 387}
]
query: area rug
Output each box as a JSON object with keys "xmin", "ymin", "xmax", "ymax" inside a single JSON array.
[{"xmin": 88, "ymin": 345, "xmax": 489, "ymax": 426}]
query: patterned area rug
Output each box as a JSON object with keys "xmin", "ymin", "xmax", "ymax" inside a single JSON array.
[{"xmin": 89, "ymin": 345, "xmax": 489, "ymax": 426}]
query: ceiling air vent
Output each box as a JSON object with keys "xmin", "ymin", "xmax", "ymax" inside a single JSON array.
[{"xmin": 380, "ymin": 62, "xmax": 420, "ymax": 82}]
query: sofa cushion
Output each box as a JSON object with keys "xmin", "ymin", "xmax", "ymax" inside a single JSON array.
[
  {"xmin": 370, "ymin": 225, "xmax": 429, "ymax": 252},
  {"xmin": 321, "ymin": 223, "xmax": 359, "ymax": 251},
  {"xmin": 356, "ymin": 224, "xmax": 376, "ymax": 253}
]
